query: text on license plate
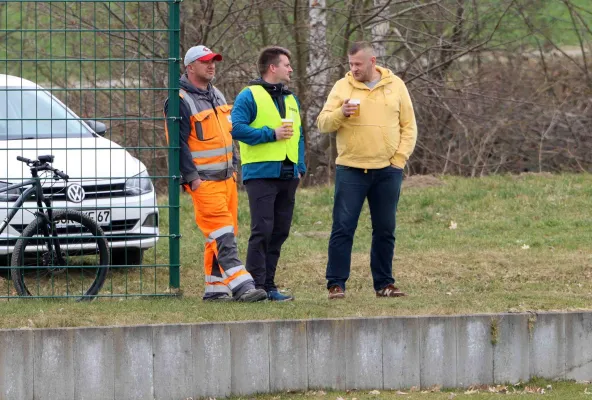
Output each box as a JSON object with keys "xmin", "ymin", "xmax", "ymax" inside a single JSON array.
[{"xmin": 55, "ymin": 210, "xmax": 111, "ymax": 228}]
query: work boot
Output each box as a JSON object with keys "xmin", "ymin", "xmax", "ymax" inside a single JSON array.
[{"xmin": 235, "ymin": 288, "xmax": 267, "ymax": 302}]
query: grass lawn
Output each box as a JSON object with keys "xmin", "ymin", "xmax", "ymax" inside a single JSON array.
[
  {"xmin": 236, "ymin": 379, "xmax": 592, "ymax": 399},
  {"xmin": 0, "ymin": 173, "xmax": 591, "ymax": 328}
]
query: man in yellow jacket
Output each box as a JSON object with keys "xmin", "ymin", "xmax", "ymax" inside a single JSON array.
[{"xmin": 317, "ymin": 41, "xmax": 417, "ymax": 299}]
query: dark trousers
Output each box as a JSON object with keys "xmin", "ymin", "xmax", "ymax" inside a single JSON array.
[
  {"xmin": 326, "ymin": 165, "xmax": 403, "ymax": 292},
  {"xmin": 245, "ymin": 178, "xmax": 299, "ymax": 291}
]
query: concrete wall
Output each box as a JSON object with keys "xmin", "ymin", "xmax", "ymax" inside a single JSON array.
[{"xmin": 0, "ymin": 312, "xmax": 591, "ymax": 399}]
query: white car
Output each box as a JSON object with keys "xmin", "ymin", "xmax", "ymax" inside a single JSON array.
[{"xmin": 0, "ymin": 74, "xmax": 159, "ymax": 266}]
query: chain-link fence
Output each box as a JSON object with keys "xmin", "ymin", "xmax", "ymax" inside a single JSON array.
[{"xmin": 0, "ymin": 0, "xmax": 180, "ymax": 299}]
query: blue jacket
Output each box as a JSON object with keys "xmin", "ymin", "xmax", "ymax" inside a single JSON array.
[{"xmin": 231, "ymin": 83, "xmax": 306, "ymax": 182}]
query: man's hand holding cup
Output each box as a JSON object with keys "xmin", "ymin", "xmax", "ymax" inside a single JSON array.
[
  {"xmin": 275, "ymin": 118, "xmax": 294, "ymax": 140},
  {"xmin": 342, "ymin": 98, "xmax": 360, "ymax": 117}
]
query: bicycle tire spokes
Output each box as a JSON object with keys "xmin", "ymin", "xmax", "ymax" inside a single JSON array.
[{"xmin": 11, "ymin": 210, "xmax": 109, "ymax": 300}]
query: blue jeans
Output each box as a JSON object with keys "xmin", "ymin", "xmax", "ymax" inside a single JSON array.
[{"xmin": 326, "ymin": 165, "xmax": 403, "ymax": 292}]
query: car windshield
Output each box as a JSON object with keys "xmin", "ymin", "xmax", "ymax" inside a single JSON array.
[{"xmin": 0, "ymin": 87, "xmax": 92, "ymax": 140}]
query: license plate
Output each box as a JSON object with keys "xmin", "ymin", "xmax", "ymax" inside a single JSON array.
[{"xmin": 55, "ymin": 209, "xmax": 111, "ymax": 228}]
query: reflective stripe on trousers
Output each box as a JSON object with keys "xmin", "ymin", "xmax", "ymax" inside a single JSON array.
[{"xmin": 187, "ymin": 177, "xmax": 254, "ymax": 297}]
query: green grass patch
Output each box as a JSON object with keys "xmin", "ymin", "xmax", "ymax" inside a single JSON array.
[
  {"xmin": 232, "ymin": 379, "xmax": 592, "ymax": 399},
  {"xmin": 1, "ymin": 173, "xmax": 592, "ymax": 328},
  {"xmin": 473, "ymin": 0, "xmax": 592, "ymax": 48}
]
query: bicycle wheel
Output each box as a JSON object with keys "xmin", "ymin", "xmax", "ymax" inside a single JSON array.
[{"xmin": 11, "ymin": 210, "xmax": 109, "ymax": 301}]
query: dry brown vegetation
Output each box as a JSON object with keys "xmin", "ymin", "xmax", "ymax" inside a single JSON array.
[{"xmin": 1, "ymin": 1, "xmax": 590, "ymax": 191}]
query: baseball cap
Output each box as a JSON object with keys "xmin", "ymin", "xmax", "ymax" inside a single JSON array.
[{"xmin": 184, "ymin": 45, "xmax": 223, "ymax": 66}]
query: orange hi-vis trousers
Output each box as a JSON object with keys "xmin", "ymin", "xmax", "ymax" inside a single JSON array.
[{"xmin": 187, "ymin": 176, "xmax": 254, "ymax": 299}]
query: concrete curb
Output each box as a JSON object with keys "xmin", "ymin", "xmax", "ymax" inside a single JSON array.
[{"xmin": 0, "ymin": 311, "xmax": 591, "ymax": 399}]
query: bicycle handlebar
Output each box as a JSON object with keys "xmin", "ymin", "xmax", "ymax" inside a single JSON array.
[
  {"xmin": 16, "ymin": 155, "xmax": 69, "ymax": 182},
  {"xmin": 56, "ymin": 170, "xmax": 69, "ymax": 180},
  {"xmin": 16, "ymin": 156, "xmax": 31, "ymax": 164}
]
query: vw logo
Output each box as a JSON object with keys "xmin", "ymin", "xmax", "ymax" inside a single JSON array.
[{"xmin": 67, "ymin": 184, "xmax": 86, "ymax": 203}]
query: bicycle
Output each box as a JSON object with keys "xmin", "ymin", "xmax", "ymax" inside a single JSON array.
[{"xmin": 0, "ymin": 155, "xmax": 109, "ymax": 301}]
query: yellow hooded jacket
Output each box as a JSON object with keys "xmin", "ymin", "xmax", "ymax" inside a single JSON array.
[{"xmin": 317, "ymin": 66, "xmax": 417, "ymax": 169}]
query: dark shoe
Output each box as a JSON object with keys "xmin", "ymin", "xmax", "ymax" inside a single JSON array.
[
  {"xmin": 267, "ymin": 290, "xmax": 293, "ymax": 301},
  {"xmin": 328, "ymin": 285, "xmax": 345, "ymax": 299},
  {"xmin": 235, "ymin": 288, "xmax": 267, "ymax": 302},
  {"xmin": 376, "ymin": 284, "xmax": 406, "ymax": 297},
  {"xmin": 203, "ymin": 293, "xmax": 233, "ymax": 302}
]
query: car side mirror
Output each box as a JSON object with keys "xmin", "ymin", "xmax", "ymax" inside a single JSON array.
[{"xmin": 86, "ymin": 120, "xmax": 108, "ymax": 136}]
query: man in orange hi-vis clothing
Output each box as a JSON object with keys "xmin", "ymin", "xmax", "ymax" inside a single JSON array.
[{"xmin": 164, "ymin": 45, "xmax": 267, "ymax": 302}]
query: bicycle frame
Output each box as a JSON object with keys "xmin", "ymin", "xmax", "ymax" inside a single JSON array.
[{"xmin": 0, "ymin": 169, "xmax": 64, "ymax": 265}]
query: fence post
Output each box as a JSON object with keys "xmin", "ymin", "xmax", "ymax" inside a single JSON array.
[{"xmin": 167, "ymin": 0, "xmax": 181, "ymax": 290}]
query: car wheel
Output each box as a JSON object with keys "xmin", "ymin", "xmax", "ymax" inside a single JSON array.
[{"xmin": 111, "ymin": 248, "xmax": 144, "ymax": 268}]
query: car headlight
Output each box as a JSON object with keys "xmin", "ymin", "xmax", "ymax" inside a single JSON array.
[
  {"xmin": 0, "ymin": 181, "xmax": 21, "ymax": 202},
  {"xmin": 125, "ymin": 171, "xmax": 153, "ymax": 195}
]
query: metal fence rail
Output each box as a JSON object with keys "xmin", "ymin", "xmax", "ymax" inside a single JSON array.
[{"xmin": 0, "ymin": 0, "xmax": 180, "ymax": 298}]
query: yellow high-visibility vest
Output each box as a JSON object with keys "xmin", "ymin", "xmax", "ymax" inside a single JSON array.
[{"xmin": 239, "ymin": 85, "xmax": 301, "ymax": 165}]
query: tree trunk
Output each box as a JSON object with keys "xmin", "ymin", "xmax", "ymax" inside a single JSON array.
[
  {"xmin": 306, "ymin": 0, "xmax": 329, "ymax": 141},
  {"xmin": 307, "ymin": 0, "xmax": 331, "ymax": 181},
  {"xmin": 371, "ymin": 0, "xmax": 390, "ymax": 64}
]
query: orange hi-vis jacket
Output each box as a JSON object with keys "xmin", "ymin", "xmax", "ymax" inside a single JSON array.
[
  {"xmin": 179, "ymin": 89, "xmax": 234, "ymax": 181},
  {"xmin": 164, "ymin": 78, "xmax": 235, "ymax": 183}
]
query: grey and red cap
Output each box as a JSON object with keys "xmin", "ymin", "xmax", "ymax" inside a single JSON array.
[{"xmin": 184, "ymin": 45, "xmax": 222, "ymax": 66}]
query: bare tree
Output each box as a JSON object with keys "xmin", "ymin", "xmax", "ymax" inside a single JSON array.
[
  {"xmin": 370, "ymin": 0, "xmax": 391, "ymax": 63},
  {"xmin": 305, "ymin": 0, "xmax": 332, "ymax": 182},
  {"xmin": 5, "ymin": 0, "xmax": 590, "ymax": 187}
]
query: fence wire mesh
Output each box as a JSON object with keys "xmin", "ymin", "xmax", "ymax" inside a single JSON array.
[{"xmin": 0, "ymin": 0, "xmax": 181, "ymax": 299}]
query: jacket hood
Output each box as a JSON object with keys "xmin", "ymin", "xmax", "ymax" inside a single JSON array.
[
  {"xmin": 345, "ymin": 66, "xmax": 394, "ymax": 90},
  {"xmin": 247, "ymin": 78, "xmax": 293, "ymax": 95}
]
